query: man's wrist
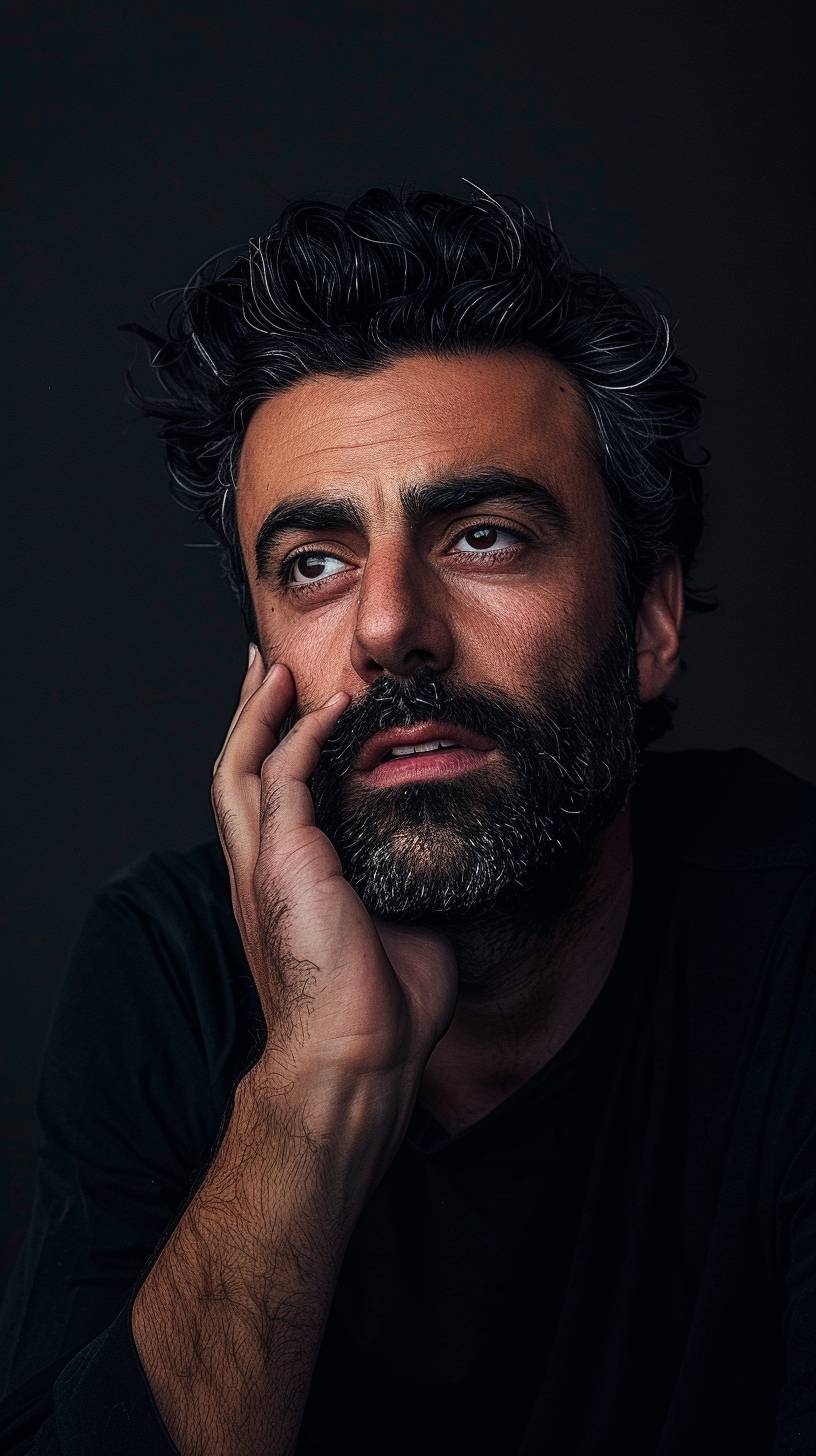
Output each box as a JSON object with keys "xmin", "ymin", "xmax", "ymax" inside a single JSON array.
[{"xmin": 239, "ymin": 1050, "xmax": 414, "ymax": 1215}]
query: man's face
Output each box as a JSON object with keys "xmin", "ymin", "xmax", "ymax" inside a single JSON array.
[{"xmin": 236, "ymin": 349, "xmax": 641, "ymax": 925}]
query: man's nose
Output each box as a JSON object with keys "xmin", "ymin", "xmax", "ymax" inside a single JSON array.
[{"xmin": 349, "ymin": 540, "xmax": 455, "ymax": 684}]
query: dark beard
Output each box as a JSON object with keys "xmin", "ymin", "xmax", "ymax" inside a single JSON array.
[{"xmin": 284, "ymin": 610, "xmax": 641, "ymax": 928}]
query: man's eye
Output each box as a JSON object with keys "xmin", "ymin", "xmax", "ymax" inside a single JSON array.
[
  {"xmin": 285, "ymin": 552, "xmax": 348, "ymax": 586},
  {"xmin": 450, "ymin": 525, "xmax": 522, "ymax": 554},
  {"xmin": 282, "ymin": 525, "xmax": 524, "ymax": 590}
]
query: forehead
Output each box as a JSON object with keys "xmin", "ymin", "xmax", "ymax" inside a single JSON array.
[{"xmin": 236, "ymin": 349, "xmax": 605, "ymax": 534}]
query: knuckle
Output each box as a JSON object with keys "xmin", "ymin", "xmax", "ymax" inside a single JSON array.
[
  {"xmin": 253, "ymin": 829, "xmax": 314, "ymax": 901},
  {"xmin": 269, "ymin": 832, "xmax": 327, "ymax": 887},
  {"xmin": 259, "ymin": 749, "xmax": 279, "ymax": 779}
]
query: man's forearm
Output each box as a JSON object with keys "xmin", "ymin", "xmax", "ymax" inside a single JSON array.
[{"xmin": 131, "ymin": 1065, "xmax": 365, "ymax": 1456}]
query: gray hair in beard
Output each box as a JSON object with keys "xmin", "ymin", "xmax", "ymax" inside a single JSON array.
[{"xmin": 285, "ymin": 609, "xmax": 642, "ymax": 927}]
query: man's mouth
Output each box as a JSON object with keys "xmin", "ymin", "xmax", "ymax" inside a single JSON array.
[
  {"xmin": 353, "ymin": 721, "xmax": 497, "ymax": 787},
  {"xmin": 384, "ymin": 736, "xmax": 459, "ymax": 758}
]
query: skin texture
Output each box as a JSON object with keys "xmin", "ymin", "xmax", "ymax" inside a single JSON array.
[
  {"xmin": 134, "ymin": 662, "xmax": 461, "ymax": 1456},
  {"xmin": 237, "ymin": 350, "xmax": 620, "ymax": 701},
  {"xmin": 235, "ymin": 348, "xmax": 683, "ymax": 1130},
  {"xmin": 131, "ymin": 349, "xmax": 682, "ymax": 1455}
]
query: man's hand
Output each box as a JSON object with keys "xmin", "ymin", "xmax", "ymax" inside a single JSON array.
[
  {"xmin": 131, "ymin": 653, "xmax": 458, "ymax": 1456},
  {"xmin": 210, "ymin": 649, "xmax": 459, "ymax": 1186}
]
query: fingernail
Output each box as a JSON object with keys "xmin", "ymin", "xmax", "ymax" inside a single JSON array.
[
  {"xmin": 247, "ymin": 642, "xmax": 258, "ymax": 669},
  {"xmin": 326, "ymin": 690, "xmax": 348, "ymax": 707}
]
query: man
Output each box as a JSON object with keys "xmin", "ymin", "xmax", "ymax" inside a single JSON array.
[{"xmin": 1, "ymin": 186, "xmax": 814, "ymax": 1454}]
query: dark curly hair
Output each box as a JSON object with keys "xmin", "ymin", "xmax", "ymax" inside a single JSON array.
[{"xmin": 122, "ymin": 184, "xmax": 713, "ymax": 744}]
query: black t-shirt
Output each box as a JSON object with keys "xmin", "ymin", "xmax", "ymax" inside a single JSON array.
[{"xmin": 2, "ymin": 747, "xmax": 816, "ymax": 1454}]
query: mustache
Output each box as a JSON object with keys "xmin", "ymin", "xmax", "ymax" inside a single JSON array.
[
  {"xmin": 284, "ymin": 665, "xmax": 578, "ymax": 782},
  {"xmin": 290, "ymin": 613, "xmax": 642, "ymax": 925}
]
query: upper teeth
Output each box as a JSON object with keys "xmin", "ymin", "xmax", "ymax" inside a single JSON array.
[{"xmin": 389, "ymin": 739, "xmax": 458, "ymax": 758}]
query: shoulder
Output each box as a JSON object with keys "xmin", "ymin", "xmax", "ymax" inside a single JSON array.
[
  {"xmin": 54, "ymin": 837, "xmax": 259, "ymax": 1095},
  {"xmin": 98, "ymin": 835, "xmax": 232, "ymax": 922},
  {"xmin": 633, "ymin": 748, "xmax": 816, "ymax": 1040},
  {"xmin": 84, "ymin": 835, "xmax": 245, "ymax": 1008},
  {"xmin": 635, "ymin": 753, "xmax": 816, "ymax": 1192}
]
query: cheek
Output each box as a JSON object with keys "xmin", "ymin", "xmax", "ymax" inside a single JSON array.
[
  {"xmin": 258, "ymin": 608, "xmax": 351, "ymax": 710},
  {"xmin": 452, "ymin": 575, "xmax": 604, "ymax": 692},
  {"xmin": 464, "ymin": 612, "xmax": 576, "ymax": 699}
]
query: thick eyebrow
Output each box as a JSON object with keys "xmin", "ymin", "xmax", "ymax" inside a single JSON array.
[
  {"xmin": 255, "ymin": 497, "xmax": 366, "ymax": 579},
  {"xmin": 254, "ymin": 468, "xmax": 570, "ymax": 580}
]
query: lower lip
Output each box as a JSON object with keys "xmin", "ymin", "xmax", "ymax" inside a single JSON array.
[{"xmin": 359, "ymin": 746, "xmax": 496, "ymax": 787}]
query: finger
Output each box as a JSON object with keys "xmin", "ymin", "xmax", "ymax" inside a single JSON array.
[
  {"xmin": 259, "ymin": 691, "xmax": 349, "ymax": 835},
  {"xmin": 211, "ymin": 644, "xmax": 265, "ymax": 779},
  {"xmin": 213, "ymin": 657, "xmax": 292, "ymax": 782},
  {"xmin": 211, "ymin": 660, "xmax": 291, "ymax": 883},
  {"xmin": 238, "ymin": 643, "xmax": 264, "ymax": 709}
]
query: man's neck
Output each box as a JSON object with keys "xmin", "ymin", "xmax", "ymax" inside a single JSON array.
[{"xmin": 418, "ymin": 805, "xmax": 634, "ymax": 1136}]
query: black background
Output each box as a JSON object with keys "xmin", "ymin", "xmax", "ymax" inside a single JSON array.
[{"xmin": 3, "ymin": 0, "xmax": 813, "ymax": 1279}]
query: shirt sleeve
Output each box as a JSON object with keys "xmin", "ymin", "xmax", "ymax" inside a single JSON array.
[
  {"xmin": 0, "ymin": 869, "xmax": 234, "ymax": 1452},
  {"xmin": 0, "ymin": 1299, "xmax": 178, "ymax": 1454}
]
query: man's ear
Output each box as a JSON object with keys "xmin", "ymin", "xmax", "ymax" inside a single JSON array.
[{"xmin": 636, "ymin": 554, "xmax": 684, "ymax": 703}]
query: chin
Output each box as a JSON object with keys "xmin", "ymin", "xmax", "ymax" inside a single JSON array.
[{"xmin": 344, "ymin": 836, "xmax": 587, "ymax": 927}]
